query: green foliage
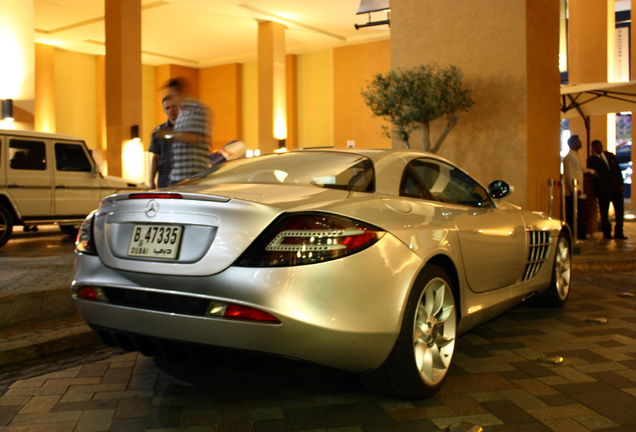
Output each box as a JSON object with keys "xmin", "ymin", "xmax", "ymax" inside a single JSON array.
[{"xmin": 362, "ymin": 63, "xmax": 474, "ymax": 152}]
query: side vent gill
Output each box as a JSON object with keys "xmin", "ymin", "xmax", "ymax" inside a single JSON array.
[{"xmin": 523, "ymin": 230, "xmax": 551, "ymax": 281}]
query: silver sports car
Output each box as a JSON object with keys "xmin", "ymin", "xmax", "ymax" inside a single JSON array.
[{"xmin": 72, "ymin": 149, "xmax": 571, "ymax": 398}]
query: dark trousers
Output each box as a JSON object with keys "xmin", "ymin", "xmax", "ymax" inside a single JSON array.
[
  {"xmin": 565, "ymin": 195, "xmax": 586, "ymax": 239},
  {"xmin": 597, "ymin": 193, "xmax": 625, "ymax": 238}
]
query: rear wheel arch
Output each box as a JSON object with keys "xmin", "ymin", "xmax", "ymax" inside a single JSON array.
[
  {"xmin": 360, "ymin": 257, "xmax": 460, "ymax": 398},
  {"xmin": 559, "ymin": 223, "xmax": 573, "ymax": 245},
  {"xmin": 426, "ymin": 254, "xmax": 461, "ymax": 323},
  {"xmin": 0, "ymin": 196, "xmax": 18, "ymax": 247},
  {"xmin": 0, "ymin": 195, "xmax": 20, "ymax": 223}
]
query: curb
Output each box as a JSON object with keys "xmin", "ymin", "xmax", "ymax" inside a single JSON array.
[
  {"xmin": 0, "ymin": 315, "xmax": 99, "ymax": 367},
  {"xmin": 0, "ymin": 287, "xmax": 76, "ymax": 328}
]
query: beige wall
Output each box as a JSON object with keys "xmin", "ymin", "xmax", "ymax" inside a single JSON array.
[
  {"xmin": 141, "ymin": 64, "xmax": 157, "ymax": 182},
  {"xmin": 241, "ymin": 62, "xmax": 259, "ymax": 151},
  {"xmin": 391, "ymin": 0, "xmax": 560, "ymax": 211},
  {"xmin": 41, "ymin": 39, "xmax": 395, "ymax": 179},
  {"xmin": 53, "ymin": 49, "xmax": 99, "ymax": 152},
  {"xmin": 141, "ymin": 64, "xmax": 156, "ymax": 147},
  {"xmin": 36, "ymin": 47, "xmax": 156, "ymax": 181},
  {"xmin": 333, "ymin": 40, "xmax": 391, "ymax": 150},
  {"xmin": 200, "ymin": 63, "xmax": 242, "ymax": 149},
  {"xmin": 297, "ymin": 51, "xmax": 334, "ymax": 148},
  {"xmin": 39, "ymin": 39, "xmax": 391, "ymax": 151},
  {"xmin": 286, "ymin": 55, "xmax": 299, "ymax": 149}
]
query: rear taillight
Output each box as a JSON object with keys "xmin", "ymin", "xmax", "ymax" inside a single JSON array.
[
  {"xmin": 236, "ymin": 212, "xmax": 385, "ymax": 267},
  {"xmin": 75, "ymin": 211, "xmax": 97, "ymax": 255}
]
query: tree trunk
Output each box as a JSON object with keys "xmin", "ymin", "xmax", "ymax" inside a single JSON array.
[
  {"xmin": 421, "ymin": 122, "xmax": 431, "ymax": 152},
  {"xmin": 431, "ymin": 115, "xmax": 459, "ymax": 154}
]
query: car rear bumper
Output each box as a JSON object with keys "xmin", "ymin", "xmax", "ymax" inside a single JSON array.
[{"xmin": 71, "ymin": 234, "xmax": 424, "ymax": 372}]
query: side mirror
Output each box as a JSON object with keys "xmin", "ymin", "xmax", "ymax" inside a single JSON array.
[
  {"xmin": 91, "ymin": 163, "xmax": 101, "ymax": 178},
  {"xmin": 488, "ymin": 180, "xmax": 514, "ymax": 199}
]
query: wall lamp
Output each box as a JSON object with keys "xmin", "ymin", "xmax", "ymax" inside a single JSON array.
[
  {"xmin": 130, "ymin": 124, "xmax": 140, "ymax": 141},
  {"xmin": 355, "ymin": 0, "xmax": 390, "ymax": 29},
  {"xmin": 2, "ymin": 99, "xmax": 14, "ymax": 122}
]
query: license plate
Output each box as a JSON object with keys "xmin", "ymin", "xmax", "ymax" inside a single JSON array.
[{"xmin": 128, "ymin": 224, "xmax": 183, "ymax": 259}]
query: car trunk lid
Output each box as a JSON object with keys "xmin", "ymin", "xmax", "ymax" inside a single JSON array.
[{"xmin": 93, "ymin": 185, "xmax": 349, "ymax": 276}]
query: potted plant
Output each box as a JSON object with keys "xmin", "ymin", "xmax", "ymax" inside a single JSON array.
[{"xmin": 362, "ymin": 63, "xmax": 474, "ymax": 152}]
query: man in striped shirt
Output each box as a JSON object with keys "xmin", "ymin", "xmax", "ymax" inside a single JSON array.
[{"xmin": 157, "ymin": 77, "xmax": 211, "ymax": 185}]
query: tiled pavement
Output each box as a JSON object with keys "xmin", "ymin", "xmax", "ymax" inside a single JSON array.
[
  {"xmin": 1, "ymin": 278, "xmax": 636, "ymax": 432},
  {"xmin": 0, "ymin": 222, "xmax": 635, "ymax": 431}
]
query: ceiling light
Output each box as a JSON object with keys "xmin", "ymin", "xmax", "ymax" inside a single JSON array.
[{"xmin": 357, "ymin": 0, "xmax": 390, "ymax": 14}]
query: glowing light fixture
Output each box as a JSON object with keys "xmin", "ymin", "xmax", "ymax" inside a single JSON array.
[
  {"xmin": 1, "ymin": 99, "xmax": 14, "ymax": 122},
  {"xmin": 122, "ymin": 139, "xmax": 144, "ymax": 182},
  {"xmin": 274, "ymin": 108, "xmax": 287, "ymax": 150}
]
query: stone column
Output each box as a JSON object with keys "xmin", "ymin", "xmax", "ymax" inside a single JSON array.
[
  {"xmin": 104, "ymin": 0, "xmax": 142, "ymax": 177},
  {"xmin": 258, "ymin": 21, "xmax": 286, "ymax": 153},
  {"xmin": 35, "ymin": 43, "xmax": 55, "ymax": 132}
]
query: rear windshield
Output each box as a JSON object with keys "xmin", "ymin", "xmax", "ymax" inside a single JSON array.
[{"xmin": 185, "ymin": 151, "xmax": 375, "ymax": 192}]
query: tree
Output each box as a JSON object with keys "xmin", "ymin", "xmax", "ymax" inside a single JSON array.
[{"xmin": 362, "ymin": 63, "xmax": 474, "ymax": 153}]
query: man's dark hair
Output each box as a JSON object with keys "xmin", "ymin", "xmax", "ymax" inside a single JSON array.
[
  {"xmin": 567, "ymin": 135, "xmax": 579, "ymax": 146},
  {"xmin": 166, "ymin": 77, "xmax": 187, "ymax": 94},
  {"xmin": 161, "ymin": 95, "xmax": 172, "ymax": 104}
]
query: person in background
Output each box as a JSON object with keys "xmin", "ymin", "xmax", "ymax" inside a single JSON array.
[
  {"xmin": 563, "ymin": 135, "xmax": 589, "ymax": 240},
  {"xmin": 587, "ymin": 139, "xmax": 627, "ymax": 240},
  {"xmin": 149, "ymin": 95, "xmax": 179, "ymax": 189},
  {"xmin": 154, "ymin": 77, "xmax": 212, "ymax": 185}
]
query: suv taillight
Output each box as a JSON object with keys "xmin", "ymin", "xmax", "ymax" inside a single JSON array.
[{"xmin": 236, "ymin": 212, "xmax": 384, "ymax": 267}]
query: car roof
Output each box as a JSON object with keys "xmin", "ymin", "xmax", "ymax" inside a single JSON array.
[
  {"xmin": 294, "ymin": 147, "xmax": 452, "ymax": 163},
  {"xmin": 293, "ymin": 147, "xmax": 458, "ymax": 173},
  {"xmin": 290, "ymin": 148, "xmax": 460, "ymax": 196},
  {"xmin": 0, "ymin": 129, "xmax": 84, "ymax": 142}
]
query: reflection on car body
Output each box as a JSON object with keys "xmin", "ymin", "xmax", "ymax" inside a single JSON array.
[{"xmin": 72, "ymin": 149, "xmax": 572, "ymax": 398}]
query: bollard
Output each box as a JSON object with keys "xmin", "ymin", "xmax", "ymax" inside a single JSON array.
[
  {"xmin": 548, "ymin": 179, "xmax": 555, "ymax": 217},
  {"xmin": 560, "ymin": 176, "xmax": 566, "ymax": 223},
  {"xmin": 572, "ymin": 178, "xmax": 579, "ymax": 244}
]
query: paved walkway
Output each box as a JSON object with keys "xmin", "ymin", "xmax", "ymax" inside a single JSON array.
[{"xmin": 0, "ymin": 219, "xmax": 634, "ymax": 431}]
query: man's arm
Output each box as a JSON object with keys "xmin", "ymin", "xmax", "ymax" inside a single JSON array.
[
  {"xmin": 150, "ymin": 153, "xmax": 159, "ymax": 189},
  {"xmin": 168, "ymin": 131, "xmax": 205, "ymax": 145}
]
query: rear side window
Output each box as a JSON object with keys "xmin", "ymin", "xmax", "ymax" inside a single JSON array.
[
  {"xmin": 9, "ymin": 140, "xmax": 46, "ymax": 170},
  {"xmin": 55, "ymin": 143, "xmax": 92, "ymax": 172}
]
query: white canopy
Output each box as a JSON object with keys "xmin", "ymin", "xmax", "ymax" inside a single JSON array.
[{"xmin": 560, "ymin": 80, "xmax": 636, "ymax": 119}]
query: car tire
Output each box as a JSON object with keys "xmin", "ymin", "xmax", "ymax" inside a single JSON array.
[
  {"xmin": 0, "ymin": 204, "xmax": 13, "ymax": 247},
  {"xmin": 360, "ymin": 264, "xmax": 457, "ymax": 398},
  {"xmin": 59, "ymin": 224, "xmax": 79, "ymax": 238},
  {"xmin": 534, "ymin": 231, "xmax": 571, "ymax": 307}
]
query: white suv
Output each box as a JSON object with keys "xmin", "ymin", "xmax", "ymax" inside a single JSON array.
[{"xmin": 0, "ymin": 129, "xmax": 146, "ymax": 246}]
